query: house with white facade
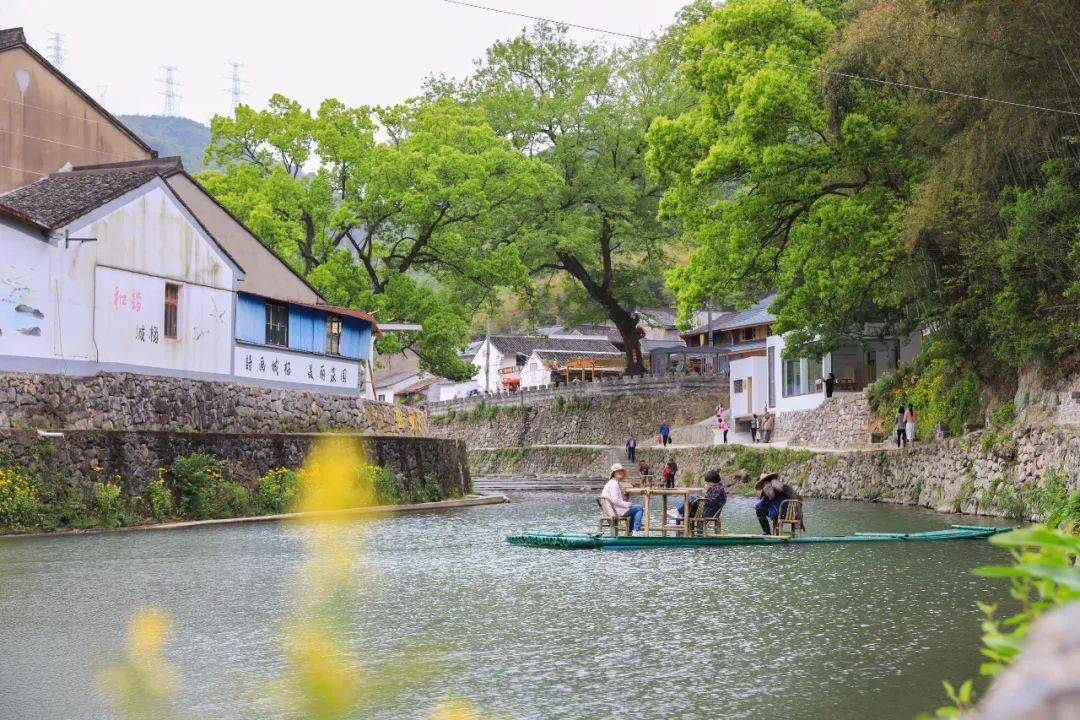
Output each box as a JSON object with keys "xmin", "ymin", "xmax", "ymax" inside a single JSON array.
[
  {"xmin": 0, "ymin": 161, "xmax": 377, "ymax": 396},
  {"xmin": 681, "ymin": 296, "xmax": 920, "ymax": 421}
]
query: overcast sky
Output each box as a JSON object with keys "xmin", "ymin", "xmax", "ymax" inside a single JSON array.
[{"xmin": 5, "ymin": 1, "xmax": 691, "ymax": 122}]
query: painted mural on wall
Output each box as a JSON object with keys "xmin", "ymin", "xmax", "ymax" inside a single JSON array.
[
  {"xmin": 1, "ymin": 256, "xmax": 53, "ymax": 356},
  {"xmin": 94, "ymin": 266, "xmax": 233, "ymax": 374},
  {"xmin": 232, "ymin": 346, "xmax": 361, "ymax": 390}
]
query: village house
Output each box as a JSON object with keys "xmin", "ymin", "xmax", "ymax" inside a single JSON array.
[
  {"xmin": 0, "ymin": 28, "xmax": 378, "ymax": 396},
  {"xmin": 675, "ymin": 296, "xmax": 921, "ymax": 421}
]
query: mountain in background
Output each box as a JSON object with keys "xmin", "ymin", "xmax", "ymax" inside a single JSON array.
[{"xmin": 119, "ymin": 115, "xmax": 212, "ymax": 172}]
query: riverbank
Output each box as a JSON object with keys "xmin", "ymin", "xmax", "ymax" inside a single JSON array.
[
  {"xmin": 468, "ymin": 424, "xmax": 1079, "ymax": 520},
  {"xmin": 0, "ymin": 493, "xmax": 509, "ymax": 540}
]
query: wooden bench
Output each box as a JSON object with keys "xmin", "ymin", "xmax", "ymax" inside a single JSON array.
[{"xmin": 597, "ymin": 497, "xmax": 631, "ymax": 537}]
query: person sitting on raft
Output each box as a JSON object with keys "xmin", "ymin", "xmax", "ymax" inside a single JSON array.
[
  {"xmin": 754, "ymin": 472, "xmax": 804, "ymax": 534},
  {"xmin": 668, "ymin": 469, "xmax": 726, "ymax": 523},
  {"xmin": 602, "ymin": 463, "xmax": 643, "ymax": 534}
]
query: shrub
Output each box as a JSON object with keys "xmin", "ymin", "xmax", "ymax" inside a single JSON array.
[
  {"xmin": 991, "ymin": 401, "xmax": 1016, "ymax": 428},
  {"xmin": 216, "ymin": 481, "xmax": 253, "ymax": 518},
  {"xmin": 0, "ymin": 464, "xmax": 41, "ymax": 529},
  {"xmin": 93, "ymin": 482, "xmax": 131, "ymax": 528},
  {"xmin": 45, "ymin": 490, "xmax": 94, "ymax": 531},
  {"xmin": 147, "ymin": 476, "xmax": 175, "ymax": 521},
  {"xmin": 374, "ymin": 467, "xmax": 404, "ymax": 505},
  {"xmin": 169, "ymin": 451, "xmax": 230, "ymax": 520},
  {"xmin": 256, "ymin": 467, "xmax": 301, "ymax": 514}
]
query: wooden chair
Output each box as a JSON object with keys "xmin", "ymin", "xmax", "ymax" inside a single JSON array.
[
  {"xmin": 774, "ymin": 499, "xmax": 804, "ymax": 536},
  {"xmin": 597, "ymin": 497, "xmax": 631, "ymax": 537},
  {"xmin": 688, "ymin": 500, "xmax": 723, "ymax": 537}
]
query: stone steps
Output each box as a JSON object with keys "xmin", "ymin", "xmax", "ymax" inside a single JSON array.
[{"xmin": 473, "ymin": 475, "xmax": 606, "ymax": 492}]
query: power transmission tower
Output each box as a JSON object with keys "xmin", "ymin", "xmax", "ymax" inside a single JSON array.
[
  {"xmin": 224, "ymin": 61, "xmax": 248, "ymax": 113},
  {"xmin": 46, "ymin": 32, "xmax": 65, "ymax": 69},
  {"xmin": 157, "ymin": 65, "xmax": 182, "ymax": 116}
]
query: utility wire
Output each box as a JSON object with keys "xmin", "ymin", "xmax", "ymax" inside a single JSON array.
[{"xmin": 443, "ymin": 0, "xmax": 1080, "ymax": 118}]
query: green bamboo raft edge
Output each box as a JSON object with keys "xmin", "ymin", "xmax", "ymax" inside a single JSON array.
[{"xmin": 505, "ymin": 524, "xmax": 1014, "ymax": 549}]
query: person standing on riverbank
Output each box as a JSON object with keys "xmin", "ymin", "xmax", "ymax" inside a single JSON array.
[
  {"xmin": 602, "ymin": 463, "xmax": 642, "ymax": 534},
  {"xmin": 719, "ymin": 416, "xmax": 729, "ymax": 444},
  {"xmin": 904, "ymin": 404, "xmax": 917, "ymax": 447},
  {"xmin": 824, "ymin": 372, "xmax": 835, "ymax": 398},
  {"xmin": 750, "ymin": 414, "xmax": 760, "ymax": 443},
  {"xmin": 626, "ymin": 436, "xmax": 637, "ymax": 462},
  {"xmin": 659, "ymin": 421, "xmax": 671, "ymax": 446},
  {"xmin": 895, "ymin": 407, "xmax": 907, "ymax": 447},
  {"xmin": 762, "ymin": 410, "xmax": 774, "ymax": 443}
]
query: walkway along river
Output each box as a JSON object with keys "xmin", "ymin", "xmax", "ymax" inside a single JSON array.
[{"xmin": 0, "ymin": 491, "xmax": 1013, "ymax": 719}]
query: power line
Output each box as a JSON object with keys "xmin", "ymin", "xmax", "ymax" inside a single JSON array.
[
  {"xmin": 46, "ymin": 31, "xmax": 65, "ymax": 69},
  {"xmin": 157, "ymin": 65, "xmax": 182, "ymax": 116},
  {"xmin": 442, "ymin": 0, "xmax": 1080, "ymax": 118},
  {"xmin": 224, "ymin": 61, "xmax": 249, "ymax": 112}
]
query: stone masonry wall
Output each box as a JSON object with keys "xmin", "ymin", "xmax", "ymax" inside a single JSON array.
[
  {"xmin": 430, "ymin": 382, "xmax": 728, "ymax": 448},
  {"xmin": 0, "ymin": 430, "xmax": 471, "ymax": 500},
  {"xmin": 772, "ymin": 392, "xmax": 872, "ymax": 448},
  {"xmin": 0, "ymin": 371, "xmax": 429, "ymax": 436}
]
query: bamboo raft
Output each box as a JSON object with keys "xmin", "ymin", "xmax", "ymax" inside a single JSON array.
[{"xmin": 506, "ymin": 524, "xmax": 1012, "ymax": 549}]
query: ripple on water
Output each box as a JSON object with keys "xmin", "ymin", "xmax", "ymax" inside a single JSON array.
[{"xmin": 0, "ymin": 492, "xmax": 1012, "ymax": 720}]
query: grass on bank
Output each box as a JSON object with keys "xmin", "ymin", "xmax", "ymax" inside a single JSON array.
[{"xmin": 0, "ymin": 450, "xmax": 454, "ymax": 534}]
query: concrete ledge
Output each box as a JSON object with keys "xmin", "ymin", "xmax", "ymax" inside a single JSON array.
[{"xmin": 0, "ymin": 494, "xmax": 509, "ymax": 541}]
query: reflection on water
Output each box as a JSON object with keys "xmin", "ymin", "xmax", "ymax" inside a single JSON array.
[{"xmin": 0, "ymin": 493, "xmax": 1012, "ymax": 720}]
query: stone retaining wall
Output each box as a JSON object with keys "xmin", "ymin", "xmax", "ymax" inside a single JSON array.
[
  {"xmin": 428, "ymin": 375, "xmax": 729, "ymax": 414},
  {"xmin": 469, "ymin": 425, "xmax": 1079, "ymax": 519},
  {"xmin": 431, "ymin": 384, "xmax": 727, "ymax": 447},
  {"xmin": 773, "ymin": 392, "xmax": 872, "ymax": 448},
  {"xmin": 1, "ymin": 430, "xmax": 470, "ymax": 499},
  {"xmin": 0, "ymin": 371, "xmax": 428, "ymax": 436}
]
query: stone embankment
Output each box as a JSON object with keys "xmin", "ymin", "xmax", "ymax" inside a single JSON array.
[
  {"xmin": 427, "ymin": 374, "xmax": 729, "ymax": 414},
  {"xmin": 431, "ymin": 378, "xmax": 728, "ymax": 447},
  {"xmin": 0, "ymin": 370, "xmax": 428, "ymax": 436},
  {"xmin": 773, "ymin": 391, "xmax": 873, "ymax": 448}
]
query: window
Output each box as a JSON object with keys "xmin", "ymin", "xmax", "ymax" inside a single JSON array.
[
  {"xmin": 767, "ymin": 346, "xmax": 776, "ymax": 407},
  {"xmin": 733, "ymin": 379, "xmax": 744, "ymax": 393},
  {"xmin": 265, "ymin": 302, "xmax": 289, "ymax": 347},
  {"xmin": 326, "ymin": 314, "xmax": 342, "ymax": 355},
  {"xmin": 742, "ymin": 327, "xmax": 756, "ymax": 341},
  {"xmin": 164, "ymin": 283, "xmax": 180, "ymax": 339},
  {"xmin": 783, "ymin": 356, "xmax": 824, "ymax": 397},
  {"xmin": 783, "ymin": 358, "xmax": 802, "ymax": 397}
]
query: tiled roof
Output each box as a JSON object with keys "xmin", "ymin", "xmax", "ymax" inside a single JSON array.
[
  {"xmin": 0, "ymin": 27, "xmax": 26, "ymax": 49},
  {"xmin": 685, "ymin": 295, "xmax": 777, "ymax": 335},
  {"xmin": 489, "ymin": 335, "xmax": 620, "ymax": 356},
  {"xmin": 0, "ymin": 166, "xmax": 163, "ymax": 229},
  {"xmin": 534, "ymin": 349, "xmax": 623, "ymax": 361}
]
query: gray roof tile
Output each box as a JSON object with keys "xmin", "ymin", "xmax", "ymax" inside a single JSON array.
[
  {"xmin": 685, "ymin": 295, "xmax": 776, "ymax": 335},
  {"xmin": 0, "ymin": 167, "xmax": 161, "ymax": 229},
  {"xmin": 489, "ymin": 335, "xmax": 620, "ymax": 356}
]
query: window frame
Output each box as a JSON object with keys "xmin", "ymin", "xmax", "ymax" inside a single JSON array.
[
  {"xmin": 164, "ymin": 282, "xmax": 181, "ymax": 340},
  {"xmin": 326, "ymin": 313, "xmax": 342, "ymax": 356},
  {"xmin": 264, "ymin": 301, "xmax": 289, "ymax": 347}
]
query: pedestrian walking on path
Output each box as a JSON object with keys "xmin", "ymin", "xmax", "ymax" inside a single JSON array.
[
  {"xmin": 762, "ymin": 410, "xmax": 775, "ymax": 443},
  {"xmin": 719, "ymin": 416, "xmax": 729, "ymax": 444},
  {"xmin": 626, "ymin": 436, "xmax": 637, "ymax": 462},
  {"xmin": 824, "ymin": 372, "xmax": 835, "ymax": 398},
  {"xmin": 894, "ymin": 407, "xmax": 906, "ymax": 448},
  {"xmin": 904, "ymin": 404, "xmax": 917, "ymax": 447},
  {"xmin": 659, "ymin": 421, "xmax": 671, "ymax": 447},
  {"xmin": 750, "ymin": 413, "xmax": 759, "ymax": 443}
]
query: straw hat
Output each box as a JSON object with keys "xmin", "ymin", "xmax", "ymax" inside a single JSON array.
[
  {"xmin": 610, "ymin": 462, "xmax": 626, "ymax": 475},
  {"xmin": 754, "ymin": 471, "xmax": 779, "ymax": 491}
]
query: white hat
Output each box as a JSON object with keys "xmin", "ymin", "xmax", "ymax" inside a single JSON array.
[{"xmin": 610, "ymin": 462, "xmax": 626, "ymax": 474}]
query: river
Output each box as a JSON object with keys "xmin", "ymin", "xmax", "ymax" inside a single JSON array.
[{"xmin": 0, "ymin": 492, "xmax": 1013, "ymax": 720}]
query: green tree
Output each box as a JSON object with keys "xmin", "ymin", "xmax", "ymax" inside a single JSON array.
[
  {"xmin": 648, "ymin": 0, "xmax": 923, "ymax": 358},
  {"xmin": 460, "ymin": 11, "xmax": 706, "ymax": 374},
  {"xmin": 200, "ymin": 96, "xmax": 554, "ymax": 380}
]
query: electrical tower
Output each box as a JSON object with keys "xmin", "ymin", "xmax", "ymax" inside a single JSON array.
[
  {"xmin": 157, "ymin": 65, "xmax": 182, "ymax": 116},
  {"xmin": 46, "ymin": 32, "xmax": 65, "ymax": 68},
  {"xmin": 224, "ymin": 61, "xmax": 248, "ymax": 113}
]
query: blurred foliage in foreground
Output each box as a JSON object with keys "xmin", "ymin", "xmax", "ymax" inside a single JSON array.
[{"xmin": 102, "ymin": 436, "xmax": 489, "ymax": 720}]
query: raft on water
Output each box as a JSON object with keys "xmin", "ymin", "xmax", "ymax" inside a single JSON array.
[{"xmin": 505, "ymin": 524, "xmax": 1012, "ymax": 549}]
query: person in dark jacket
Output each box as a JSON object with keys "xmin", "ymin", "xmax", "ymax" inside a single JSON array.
[
  {"xmin": 626, "ymin": 436, "xmax": 637, "ymax": 462},
  {"xmin": 659, "ymin": 422, "xmax": 671, "ymax": 446},
  {"xmin": 824, "ymin": 372, "xmax": 835, "ymax": 397},
  {"xmin": 670, "ymin": 470, "xmax": 726, "ymax": 522},
  {"xmin": 753, "ymin": 472, "xmax": 804, "ymax": 534}
]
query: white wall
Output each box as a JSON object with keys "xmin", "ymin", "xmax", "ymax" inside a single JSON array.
[
  {"xmin": 729, "ymin": 354, "xmax": 769, "ymax": 417},
  {"xmin": 520, "ymin": 353, "xmax": 551, "ymax": 388},
  {"xmin": 233, "ymin": 346, "xmax": 360, "ymax": 390},
  {"xmin": 0, "ymin": 179, "xmax": 239, "ymax": 376}
]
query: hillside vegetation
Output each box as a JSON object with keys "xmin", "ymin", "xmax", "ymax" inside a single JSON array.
[{"xmin": 119, "ymin": 115, "xmax": 211, "ymax": 171}]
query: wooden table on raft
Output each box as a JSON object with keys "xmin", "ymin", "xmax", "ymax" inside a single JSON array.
[{"xmin": 626, "ymin": 486, "xmax": 695, "ymax": 537}]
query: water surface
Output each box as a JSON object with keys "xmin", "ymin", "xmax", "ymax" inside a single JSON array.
[{"xmin": 0, "ymin": 493, "xmax": 1013, "ymax": 719}]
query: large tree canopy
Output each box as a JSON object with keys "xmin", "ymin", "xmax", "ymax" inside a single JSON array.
[
  {"xmin": 200, "ymin": 95, "xmax": 554, "ymax": 379},
  {"xmin": 648, "ymin": 0, "xmax": 1078, "ymax": 373},
  {"xmin": 457, "ymin": 11, "xmax": 707, "ymax": 374}
]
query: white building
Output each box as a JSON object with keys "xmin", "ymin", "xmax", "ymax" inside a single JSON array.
[{"xmin": 0, "ymin": 161, "xmax": 378, "ymax": 396}]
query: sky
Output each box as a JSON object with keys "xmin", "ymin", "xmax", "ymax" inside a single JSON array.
[{"xmin": 4, "ymin": 0, "xmax": 691, "ymax": 123}]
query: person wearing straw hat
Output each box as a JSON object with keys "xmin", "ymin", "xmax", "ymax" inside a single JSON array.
[
  {"xmin": 754, "ymin": 471, "xmax": 804, "ymax": 534},
  {"xmin": 601, "ymin": 463, "xmax": 644, "ymax": 534}
]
